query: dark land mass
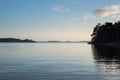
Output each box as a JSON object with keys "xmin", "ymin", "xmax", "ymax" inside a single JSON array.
[
  {"xmin": 0, "ymin": 38, "xmax": 35, "ymax": 42},
  {"xmin": 88, "ymin": 21, "xmax": 120, "ymax": 45}
]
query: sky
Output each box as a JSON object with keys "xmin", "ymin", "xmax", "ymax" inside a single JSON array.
[{"xmin": 0, "ymin": 0, "xmax": 120, "ymax": 41}]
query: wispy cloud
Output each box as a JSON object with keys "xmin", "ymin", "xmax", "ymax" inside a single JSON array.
[
  {"xmin": 111, "ymin": 15, "xmax": 120, "ymax": 19},
  {"xmin": 52, "ymin": 6, "xmax": 71, "ymax": 12},
  {"xmin": 83, "ymin": 13, "xmax": 96, "ymax": 19},
  {"xmin": 95, "ymin": 5, "xmax": 120, "ymax": 17}
]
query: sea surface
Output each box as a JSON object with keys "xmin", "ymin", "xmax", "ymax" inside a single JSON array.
[{"xmin": 0, "ymin": 43, "xmax": 120, "ymax": 80}]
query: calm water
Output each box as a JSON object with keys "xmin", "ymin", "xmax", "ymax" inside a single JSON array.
[{"xmin": 0, "ymin": 43, "xmax": 120, "ymax": 80}]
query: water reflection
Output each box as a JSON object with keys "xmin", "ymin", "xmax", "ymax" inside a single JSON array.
[
  {"xmin": 92, "ymin": 45, "xmax": 120, "ymax": 77},
  {"xmin": 92, "ymin": 45, "xmax": 120, "ymax": 62}
]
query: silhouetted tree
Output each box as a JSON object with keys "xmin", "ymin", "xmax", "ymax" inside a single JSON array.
[{"xmin": 91, "ymin": 21, "xmax": 120, "ymax": 43}]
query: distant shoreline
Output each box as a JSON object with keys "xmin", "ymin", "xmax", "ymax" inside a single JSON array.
[
  {"xmin": 0, "ymin": 38, "xmax": 90, "ymax": 43},
  {"xmin": 0, "ymin": 38, "xmax": 35, "ymax": 42},
  {"xmin": 37, "ymin": 41, "xmax": 89, "ymax": 43}
]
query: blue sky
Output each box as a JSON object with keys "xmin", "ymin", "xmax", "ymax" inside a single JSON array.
[{"xmin": 0, "ymin": 0, "xmax": 120, "ymax": 41}]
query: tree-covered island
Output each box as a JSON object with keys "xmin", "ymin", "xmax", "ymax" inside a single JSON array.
[
  {"xmin": 0, "ymin": 38, "xmax": 35, "ymax": 42},
  {"xmin": 89, "ymin": 21, "xmax": 120, "ymax": 44}
]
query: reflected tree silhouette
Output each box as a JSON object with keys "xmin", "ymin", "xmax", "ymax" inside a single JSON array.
[
  {"xmin": 91, "ymin": 45, "xmax": 120, "ymax": 75},
  {"xmin": 92, "ymin": 45, "xmax": 120, "ymax": 61}
]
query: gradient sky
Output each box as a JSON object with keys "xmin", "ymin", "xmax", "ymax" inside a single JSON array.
[{"xmin": 0, "ymin": 0, "xmax": 120, "ymax": 41}]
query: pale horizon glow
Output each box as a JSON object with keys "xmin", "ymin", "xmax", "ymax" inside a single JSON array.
[{"xmin": 0, "ymin": 0, "xmax": 120, "ymax": 41}]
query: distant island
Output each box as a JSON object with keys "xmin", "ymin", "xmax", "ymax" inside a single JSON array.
[
  {"xmin": 0, "ymin": 38, "xmax": 88, "ymax": 43},
  {"xmin": 38, "ymin": 41, "xmax": 88, "ymax": 43},
  {"xmin": 0, "ymin": 38, "xmax": 35, "ymax": 42},
  {"xmin": 89, "ymin": 21, "xmax": 120, "ymax": 44}
]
